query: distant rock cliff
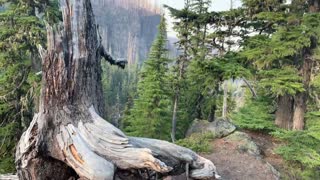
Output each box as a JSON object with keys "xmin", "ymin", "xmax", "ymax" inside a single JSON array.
[{"xmin": 92, "ymin": 0, "xmax": 161, "ymax": 64}]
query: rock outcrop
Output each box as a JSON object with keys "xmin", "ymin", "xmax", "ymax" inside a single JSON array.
[
  {"xmin": 225, "ymin": 131, "xmax": 261, "ymax": 157},
  {"xmin": 186, "ymin": 118, "xmax": 236, "ymax": 138},
  {"xmin": 207, "ymin": 132, "xmax": 281, "ymax": 180}
]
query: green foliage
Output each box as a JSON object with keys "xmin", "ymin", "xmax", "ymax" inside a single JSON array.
[
  {"xmin": 258, "ymin": 66, "xmax": 305, "ymax": 96},
  {"xmin": 241, "ymin": 24, "xmax": 313, "ymax": 69},
  {"xmin": 176, "ymin": 132, "xmax": 214, "ymax": 153},
  {"xmin": 0, "ymin": 156, "xmax": 15, "ymax": 174},
  {"xmin": 101, "ymin": 61, "xmax": 139, "ymax": 124},
  {"xmin": 124, "ymin": 17, "xmax": 172, "ymax": 140},
  {"xmin": 0, "ymin": 122, "xmax": 19, "ymax": 173},
  {"xmin": 233, "ymin": 97, "xmax": 320, "ymax": 178},
  {"xmin": 0, "ymin": 0, "xmax": 60, "ymax": 173},
  {"xmin": 186, "ymin": 52, "xmax": 249, "ymax": 119},
  {"xmin": 165, "ymin": 0, "xmax": 320, "ymax": 178},
  {"xmin": 215, "ymin": 83, "xmax": 237, "ymax": 117},
  {"xmin": 272, "ymin": 116, "xmax": 320, "ymax": 179},
  {"xmin": 164, "ymin": 0, "xmax": 255, "ymax": 137},
  {"xmin": 236, "ymin": 2, "xmax": 320, "ymax": 177},
  {"xmin": 305, "ymin": 112, "xmax": 320, "ymax": 142},
  {"xmin": 274, "ymin": 130, "xmax": 320, "ymax": 168},
  {"xmin": 232, "ymin": 97, "xmax": 277, "ymax": 131},
  {"xmin": 239, "ymin": 1, "xmax": 320, "ymax": 128}
]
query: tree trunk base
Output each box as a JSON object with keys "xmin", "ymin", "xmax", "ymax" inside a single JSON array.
[
  {"xmin": 16, "ymin": 156, "xmax": 78, "ymax": 180},
  {"xmin": 275, "ymin": 95, "xmax": 293, "ymax": 129},
  {"xmin": 16, "ymin": 106, "xmax": 219, "ymax": 180}
]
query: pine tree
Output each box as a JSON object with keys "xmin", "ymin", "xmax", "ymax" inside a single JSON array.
[
  {"xmin": 186, "ymin": 0, "xmax": 212, "ymax": 121},
  {"xmin": 166, "ymin": 0, "xmax": 215, "ymax": 140},
  {"xmin": 124, "ymin": 16, "xmax": 172, "ymax": 140},
  {"xmin": 166, "ymin": 0, "xmax": 194, "ymax": 142}
]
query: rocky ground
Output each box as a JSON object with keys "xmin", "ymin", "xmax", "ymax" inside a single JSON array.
[
  {"xmin": 204, "ymin": 131, "xmax": 282, "ymax": 180},
  {"xmin": 167, "ymin": 119, "xmax": 285, "ymax": 180}
]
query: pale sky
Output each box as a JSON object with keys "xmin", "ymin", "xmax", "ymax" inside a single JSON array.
[
  {"xmin": 159, "ymin": 0, "xmax": 242, "ymax": 36},
  {"xmin": 161, "ymin": 0, "xmax": 241, "ymax": 11}
]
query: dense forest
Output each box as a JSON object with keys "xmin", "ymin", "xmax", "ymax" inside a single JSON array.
[
  {"xmin": 0, "ymin": 0, "xmax": 320, "ymax": 179},
  {"xmin": 0, "ymin": 0, "xmax": 61, "ymax": 173}
]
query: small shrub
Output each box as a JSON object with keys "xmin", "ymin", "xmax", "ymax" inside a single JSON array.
[
  {"xmin": 231, "ymin": 97, "xmax": 277, "ymax": 132},
  {"xmin": 271, "ymin": 112, "xmax": 320, "ymax": 179},
  {"xmin": 176, "ymin": 132, "xmax": 214, "ymax": 153}
]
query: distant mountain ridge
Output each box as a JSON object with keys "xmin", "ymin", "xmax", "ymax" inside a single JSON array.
[{"xmin": 92, "ymin": 0, "xmax": 161, "ymax": 64}]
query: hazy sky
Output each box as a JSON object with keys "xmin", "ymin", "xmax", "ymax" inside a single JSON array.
[
  {"xmin": 161, "ymin": 0, "xmax": 241, "ymax": 11},
  {"xmin": 160, "ymin": 0, "xmax": 242, "ymax": 36}
]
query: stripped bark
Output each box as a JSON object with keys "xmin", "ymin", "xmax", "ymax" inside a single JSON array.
[
  {"xmin": 293, "ymin": 55, "xmax": 313, "ymax": 130},
  {"xmin": 171, "ymin": 94, "xmax": 178, "ymax": 143},
  {"xmin": 222, "ymin": 82, "xmax": 228, "ymax": 118},
  {"xmin": 242, "ymin": 78, "xmax": 257, "ymax": 99},
  {"xmin": 15, "ymin": 0, "xmax": 219, "ymax": 179},
  {"xmin": 275, "ymin": 94, "xmax": 294, "ymax": 130}
]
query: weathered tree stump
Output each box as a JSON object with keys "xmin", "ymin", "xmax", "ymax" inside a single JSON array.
[{"xmin": 15, "ymin": 0, "xmax": 219, "ymax": 179}]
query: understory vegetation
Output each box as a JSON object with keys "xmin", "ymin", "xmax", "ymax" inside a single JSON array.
[
  {"xmin": 0, "ymin": 0, "xmax": 60, "ymax": 173},
  {"xmin": 233, "ymin": 97, "xmax": 320, "ymax": 178},
  {"xmin": 176, "ymin": 132, "xmax": 214, "ymax": 153}
]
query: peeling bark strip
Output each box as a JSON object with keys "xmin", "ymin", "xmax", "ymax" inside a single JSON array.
[
  {"xmin": 69, "ymin": 144, "xmax": 85, "ymax": 164},
  {"xmin": 275, "ymin": 94, "xmax": 294, "ymax": 130},
  {"xmin": 15, "ymin": 0, "xmax": 219, "ymax": 179}
]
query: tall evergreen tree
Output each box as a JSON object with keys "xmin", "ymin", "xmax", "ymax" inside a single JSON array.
[
  {"xmin": 166, "ymin": 0, "xmax": 216, "ymax": 140},
  {"xmin": 186, "ymin": 0, "xmax": 212, "ymax": 121},
  {"xmin": 125, "ymin": 16, "xmax": 172, "ymax": 140},
  {"xmin": 166, "ymin": 0, "xmax": 193, "ymax": 142}
]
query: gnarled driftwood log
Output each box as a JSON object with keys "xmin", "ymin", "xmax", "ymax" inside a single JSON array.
[{"xmin": 15, "ymin": 0, "xmax": 219, "ymax": 179}]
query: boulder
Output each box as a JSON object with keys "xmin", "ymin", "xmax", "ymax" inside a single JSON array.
[
  {"xmin": 225, "ymin": 131, "xmax": 261, "ymax": 156},
  {"xmin": 186, "ymin": 118, "xmax": 236, "ymax": 138}
]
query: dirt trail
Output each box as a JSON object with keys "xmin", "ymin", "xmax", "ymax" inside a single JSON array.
[{"xmin": 203, "ymin": 131, "xmax": 283, "ymax": 180}]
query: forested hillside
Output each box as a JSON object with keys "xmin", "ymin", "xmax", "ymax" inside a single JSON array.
[{"xmin": 0, "ymin": 0, "xmax": 320, "ymax": 179}]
